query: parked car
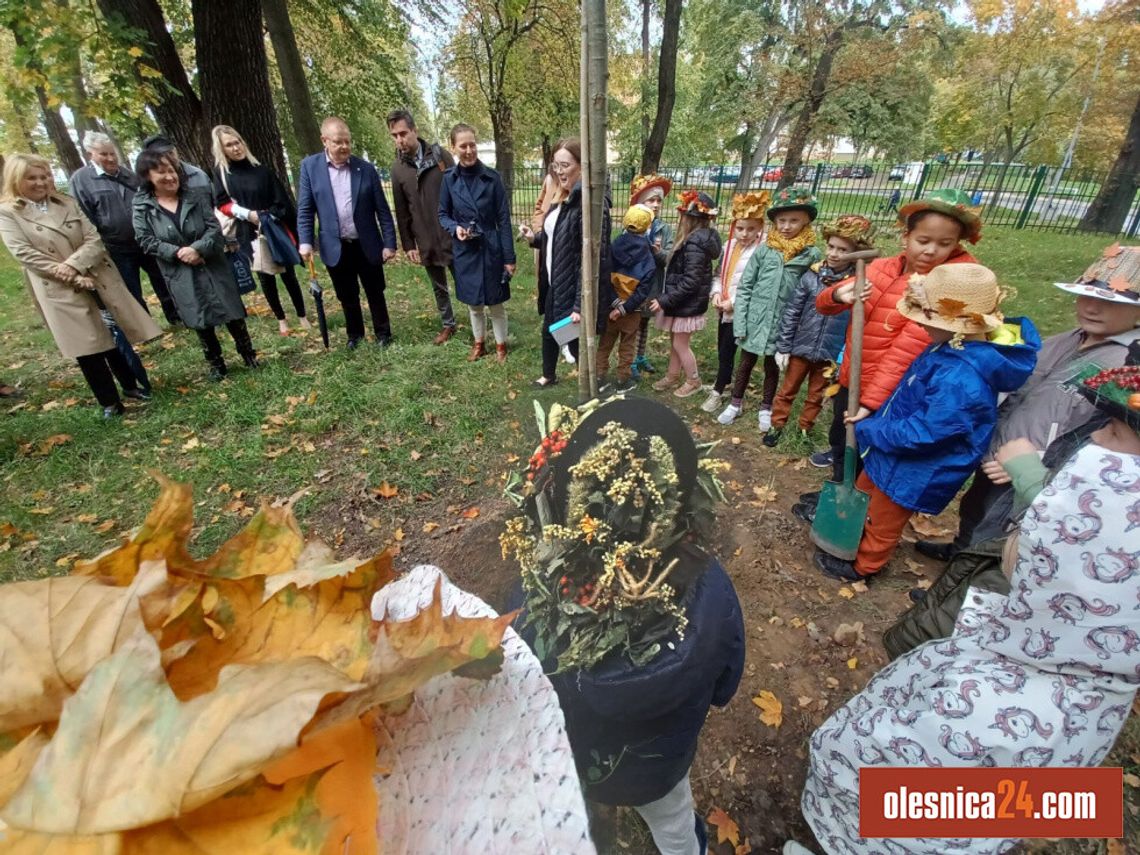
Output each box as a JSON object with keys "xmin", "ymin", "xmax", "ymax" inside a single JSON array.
[
  {"xmin": 888, "ymin": 164, "xmax": 906, "ymax": 181},
  {"xmin": 762, "ymin": 167, "xmax": 782, "ymax": 182},
  {"xmin": 796, "ymin": 165, "xmax": 816, "ymax": 182},
  {"xmin": 831, "ymin": 165, "xmax": 852, "ymax": 179},
  {"xmin": 710, "ymin": 166, "xmax": 740, "ymax": 185},
  {"xmin": 849, "ymin": 165, "xmax": 874, "ymax": 179}
]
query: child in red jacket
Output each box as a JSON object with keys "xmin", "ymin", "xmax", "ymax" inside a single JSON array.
[{"xmin": 792, "ymin": 188, "xmax": 982, "ymax": 523}]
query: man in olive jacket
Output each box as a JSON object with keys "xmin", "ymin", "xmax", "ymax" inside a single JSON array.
[{"xmin": 387, "ymin": 109, "xmax": 458, "ymax": 345}]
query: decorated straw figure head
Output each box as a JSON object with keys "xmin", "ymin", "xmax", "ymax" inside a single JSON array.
[
  {"xmin": 897, "ymin": 263, "xmax": 1006, "ymax": 344},
  {"xmin": 1054, "ymin": 243, "xmax": 1140, "ymax": 307},
  {"xmin": 500, "ymin": 399, "xmax": 726, "ymax": 673},
  {"xmin": 898, "ymin": 187, "xmax": 983, "ymax": 245}
]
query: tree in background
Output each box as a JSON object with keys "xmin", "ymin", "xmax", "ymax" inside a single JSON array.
[
  {"xmin": 639, "ymin": 0, "xmax": 681, "ymax": 173},
  {"xmin": 1081, "ymin": 91, "xmax": 1139, "ymax": 234},
  {"xmin": 262, "ymin": 0, "xmax": 322, "ymax": 159}
]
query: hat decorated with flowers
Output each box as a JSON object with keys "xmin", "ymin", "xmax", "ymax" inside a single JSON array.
[
  {"xmin": 821, "ymin": 214, "xmax": 877, "ymax": 250},
  {"xmin": 897, "ymin": 263, "xmax": 1006, "ymax": 336},
  {"xmin": 676, "ymin": 189, "xmax": 718, "ymax": 219},
  {"xmin": 898, "ymin": 188, "xmax": 983, "ymax": 244},
  {"xmin": 629, "ymin": 173, "xmax": 673, "ymax": 206},
  {"xmin": 1054, "ymin": 243, "xmax": 1140, "ymax": 306},
  {"xmin": 1070, "ymin": 358, "xmax": 1140, "ymax": 435},
  {"xmin": 767, "ymin": 186, "xmax": 818, "ymax": 222},
  {"xmin": 500, "ymin": 398, "xmax": 726, "ymax": 673},
  {"xmin": 623, "ymin": 203, "xmax": 655, "ymax": 235},
  {"xmin": 730, "ymin": 191, "xmax": 771, "ymax": 222}
]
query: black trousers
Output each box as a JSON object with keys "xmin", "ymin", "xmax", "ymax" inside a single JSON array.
[
  {"xmin": 714, "ymin": 319, "xmax": 737, "ymax": 393},
  {"xmin": 541, "ymin": 324, "xmax": 578, "ymax": 381},
  {"xmin": 76, "ymin": 347, "xmax": 137, "ymax": 407},
  {"xmin": 326, "ymin": 240, "xmax": 391, "ymax": 342},
  {"xmin": 258, "ymin": 266, "xmax": 307, "ymax": 320},
  {"xmin": 424, "ymin": 264, "xmax": 457, "ymax": 329},
  {"xmin": 195, "ymin": 319, "xmax": 253, "ymax": 362}
]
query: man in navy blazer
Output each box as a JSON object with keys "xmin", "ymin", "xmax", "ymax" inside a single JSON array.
[{"xmin": 298, "ymin": 117, "xmax": 398, "ymax": 348}]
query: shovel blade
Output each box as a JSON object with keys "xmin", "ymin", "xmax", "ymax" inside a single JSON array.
[{"xmin": 810, "ymin": 479, "xmax": 870, "ymax": 561}]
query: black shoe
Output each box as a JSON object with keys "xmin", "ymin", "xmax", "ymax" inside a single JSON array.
[
  {"xmin": 916, "ymin": 540, "xmax": 955, "ymax": 562},
  {"xmin": 791, "ymin": 502, "xmax": 816, "ymax": 525},
  {"xmin": 694, "ymin": 811, "xmax": 708, "ymax": 854},
  {"xmin": 616, "ymin": 377, "xmax": 637, "ymax": 393},
  {"xmin": 241, "ymin": 352, "xmax": 261, "ymax": 369},
  {"xmin": 909, "ymin": 588, "xmax": 928, "ymax": 604},
  {"xmin": 103, "ymin": 402, "xmax": 125, "ymax": 419},
  {"xmin": 376, "ymin": 337, "xmax": 393, "ymax": 349},
  {"xmin": 809, "ymin": 450, "xmax": 834, "ymax": 469},
  {"xmin": 208, "ymin": 358, "xmax": 228, "ymax": 382},
  {"xmin": 347, "ymin": 337, "xmax": 363, "ymax": 351},
  {"xmin": 763, "ymin": 427, "xmax": 783, "ymax": 448},
  {"xmin": 814, "ymin": 549, "xmax": 864, "ymax": 582},
  {"xmin": 123, "ymin": 388, "xmax": 152, "ymax": 402},
  {"xmin": 798, "ymin": 490, "xmax": 822, "ymax": 507}
]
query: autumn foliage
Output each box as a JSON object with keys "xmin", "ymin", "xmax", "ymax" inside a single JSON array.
[{"xmin": 0, "ymin": 475, "xmax": 513, "ymax": 853}]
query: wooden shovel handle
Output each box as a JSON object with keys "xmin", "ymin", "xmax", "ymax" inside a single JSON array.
[
  {"xmin": 844, "ymin": 258, "xmax": 869, "ymax": 454},
  {"xmin": 306, "ymin": 256, "xmax": 317, "ymax": 279}
]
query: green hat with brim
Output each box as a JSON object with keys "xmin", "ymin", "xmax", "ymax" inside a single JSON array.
[
  {"xmin": 767, "ymin": 186, "xmax": 818, "ymax": 222},
  {"xmin": 898, "ymin": 188, "xmax": 983, "ymax": 244}
]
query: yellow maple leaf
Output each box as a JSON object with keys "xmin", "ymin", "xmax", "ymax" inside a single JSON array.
[
  {"xmin": 751, "ymin": 690, "xmax": 783, "ymax": 728},
  {"xmin": 706, "ymin": 806, "xmax": 740, "ymax": 846}
]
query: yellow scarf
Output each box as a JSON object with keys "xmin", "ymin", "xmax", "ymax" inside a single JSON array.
[{"xmin": 767, "ymin": 226, "xmax": 817, "ymax": 262}]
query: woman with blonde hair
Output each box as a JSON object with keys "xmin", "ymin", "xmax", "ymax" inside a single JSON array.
[
  {"xmin": 0, "ymin": 153, "xmax": 161, "ymax": 418},
  {"xmin": 210, "ymin": 125, "xmax": 308, "ymax": 335}
]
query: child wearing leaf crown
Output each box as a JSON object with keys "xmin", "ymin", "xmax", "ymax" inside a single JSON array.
[
  {"xmin": 718, "ymin": 187, "xmax": 822, "ymax": 428},
  {"xmin": 628, "ymin": 174, "xmax": 675, "ymax": 379},
  {"xmin": 701, "ymin": 191, "xmax": 769, "ymax": 415},
  {"xmin": 812, "ymin": 263, "xmax": 1040, "ymax": 582}
]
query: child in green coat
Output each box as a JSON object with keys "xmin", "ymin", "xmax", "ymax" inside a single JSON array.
[{"xmin": 718, "ymin": 187, "xmax": 822, "ymax": 429}]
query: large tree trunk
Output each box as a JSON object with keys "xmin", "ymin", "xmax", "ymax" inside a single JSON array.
[
  {"xmin": 95, "ymin": 0, "xmax": 209, "ymax": 167},
  {"xmin": 640, "ymin": 0, "xmax": 681, "ymax": 174},
  {"xmin": 1081, "ymin": 92, "xmax": 1140, "ymax": 234},
  {"xmin": 262, "ymin": 0, "xmax": 322, "ymax": 161},
  {"xmin": 640, "ymin": 0, "xmax": 650, "ymax": 151},
  {"xmin": 490, "ymin": 102, "xmax": 515, "ymax": 216},
  {"xmin": 193, "ymin": 0, "xmax": 289, "ymax": 183},
  {"xmin": 778, "ymin": 29, "xmax": 843, "ymax": 191}
]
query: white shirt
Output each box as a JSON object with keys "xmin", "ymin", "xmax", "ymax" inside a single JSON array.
[{"xmin": 544, "ymin": 204, "xmax": 561, "ymax": 282}]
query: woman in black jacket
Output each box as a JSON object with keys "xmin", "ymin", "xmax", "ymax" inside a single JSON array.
[
  {"xmin": 519, "ymin": 138, "xmax": 611, "ymax": 387},
  {"xmin": 211, "ymin": 125, "xmax": 309, "ymax": 336},
  {"xmin": 649, "ymin": 191, "xmax": 722, "ymax": 398}
]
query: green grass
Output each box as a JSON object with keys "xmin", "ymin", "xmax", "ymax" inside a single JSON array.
[{"xmin": 0, "ymin": 226, "xmax": 1132, "ymax": 581}]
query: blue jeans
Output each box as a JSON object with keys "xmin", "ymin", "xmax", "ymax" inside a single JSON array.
[{"xmin": 109, "ymin": 249, "xmax": 180, "ymax": 324}]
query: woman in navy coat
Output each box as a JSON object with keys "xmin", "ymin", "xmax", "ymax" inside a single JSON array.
[{"xmin": 438, "ymin": 123, "xmax": 516, "ymax": 363}]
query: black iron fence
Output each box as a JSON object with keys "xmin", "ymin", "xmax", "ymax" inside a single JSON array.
[{"xmin": 504, "ymin": 161, "xmax": 1139, "ymax": 238}]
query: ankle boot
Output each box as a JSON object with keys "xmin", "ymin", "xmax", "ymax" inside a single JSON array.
[
  {"xmin": 207, "ymin": 356, "xmax": 228, "ymax": 382},
  {"xmin": 230, "ymin": 321, "xmax": 260, "ymax": 368},
  {"xmin": 495, "ymin": 342, "xmax": 508, "ymax": 364},
  {"xmin": 468, "ymin": 340, "xmax": 486, "ymax": 362}
]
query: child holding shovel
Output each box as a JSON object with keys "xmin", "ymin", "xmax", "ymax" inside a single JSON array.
[{"xmin": 813, "ymin": 263, "xmax": 1039, "ymax": 581}]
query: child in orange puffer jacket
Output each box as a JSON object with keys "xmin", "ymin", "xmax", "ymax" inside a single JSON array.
[{"xmin": 792, "ymin": 188, "xmax": 982, "ymax": 521}]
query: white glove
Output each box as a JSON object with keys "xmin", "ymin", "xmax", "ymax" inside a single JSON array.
[{"xmin": 774, "ymin": 352, "xmax": 790, "ymax": 371}]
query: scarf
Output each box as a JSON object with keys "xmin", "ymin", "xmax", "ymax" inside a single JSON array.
[
  {"xmin": 767, "ymin": 225, "xmax": 816, "ymax": 262},
  {"xmin": 718, "ymin": 238, "xmax": 751, "ymax": 301}
]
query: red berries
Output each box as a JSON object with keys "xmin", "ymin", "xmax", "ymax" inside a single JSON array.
[
  {"xmin": 527, "ymin": 430, "xmax": 568, "ymax": 474},
  {"xmin": 1085, "ymin": 366, "xmax": 1140, "ymax": 393}
]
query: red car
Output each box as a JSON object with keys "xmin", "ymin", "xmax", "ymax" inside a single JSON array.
[{"xmin": 762, "ymin": 167, "xmax": 782, "ymax": 182}]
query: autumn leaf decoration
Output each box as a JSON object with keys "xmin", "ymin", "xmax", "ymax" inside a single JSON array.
[
  {"xmin": 0, "ymin": 475, "xmax": 512, "ymax": 854},
  {"xmin": 935, "ymin": 297, "xmax": 968, "ymax": 319}
]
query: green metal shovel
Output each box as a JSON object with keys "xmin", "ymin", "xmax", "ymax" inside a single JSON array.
[{"xmin": 810, "ymin": 248, "xmax": 881, "ymax": 560}]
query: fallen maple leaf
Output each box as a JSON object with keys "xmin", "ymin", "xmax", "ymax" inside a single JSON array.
[
  {"xmin": 181, "ymin": 437, "xmax": 200, "ymax": 452},
  {"xmin": 752, "ymin": 690, "xmax": 783, "ymax": 728},
  {"xmin": 908, "ymin": 513, "xmax": 953, "ymax": 539},
  {"xmin": 373, "ymin": 482, "xmax": 399, "ymax": 500},
  {"xmin": 837, "ymin": 587, "xmax": 855, "ymax": 600},
  {"xmin": 422, "ymin": 521, "xmax": 440, "ymax": 534},
  {"xmin": 706, "ymin": 806, "xmax": 740, "ymax": 846},
  {"xmin": 460, "ymin": 507, "xmax": 480, "ymax": 520},
  {"xmin": 34, "ymin": 433, "xmax": 72, "ymax": 456}
]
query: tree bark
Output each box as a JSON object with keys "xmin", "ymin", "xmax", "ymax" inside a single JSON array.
[
  {"xmin": 5, "ymin": 24, "xmax": 83, "ymax": 172},
  {"xmin": 778, "ymin": 28, "xmax": 843, "ymax": 191},
  {"xmin": 490, "ymin": 101, "xmax": 515, "ymax": 215},
  {"xmin": 193, "ymin": 0, "xmax": 289, "ymax": 184},
  {"xmin": 640, "ymin": 0, "xmax": 650, "ymax": 152},
  {"xmin": 262, "ymin": 0, "xmax": 322, "ymax": 159},
  {"xmin": 1081, "ymin": 92, "xmax": 1140, "ymax": 234},
  {"xmin": 95, "ymin": 0, "xmax": 209, "ymax": 167},
  {"xmin": 640, "ymin": 0, "xmax": 681, "ymax": 174}
]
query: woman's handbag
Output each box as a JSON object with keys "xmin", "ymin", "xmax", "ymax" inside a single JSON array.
[
  {"xmin": 251, "ymin": 233, "xmax": 285, "ymax": 275},
  {"xmin": 228, "ymin": 246, "xmax": 257, "ymax": 295}
]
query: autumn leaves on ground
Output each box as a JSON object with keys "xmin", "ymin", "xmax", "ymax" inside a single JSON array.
[{"xmin": 2, "ymin": 230, "xmax": 1138, "ymax": 854}]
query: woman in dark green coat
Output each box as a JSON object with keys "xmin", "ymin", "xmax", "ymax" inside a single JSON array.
[{"xmin": 133, "ymin": 148, "xmax": 257, "ymax": 381}]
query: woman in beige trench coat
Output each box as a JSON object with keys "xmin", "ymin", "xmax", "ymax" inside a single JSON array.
[{"xmin": 0, "ymin": 153, "xmax": 161, "ymax": 418}]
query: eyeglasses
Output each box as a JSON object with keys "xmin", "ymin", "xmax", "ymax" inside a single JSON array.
[{"xmin": 551, "ymin": 162, "xmax": 576, "ymax": 173}]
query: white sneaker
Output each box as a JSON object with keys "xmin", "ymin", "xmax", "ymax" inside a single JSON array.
[
  {"xmin": 758, "ymin": 408, "xmax": 773, "ymax": 432},
  {"xmin": 700, "ymin": 390, "xmax": 723, "ymax": 413},
  {"xmin": 561, "ymin": 345, "xmax": 576, "ymax": 364},
  {"xmin": 783, "ymin": 843, "xmax": 816, "ymax": 855},
  {"xmin": 717, "ymin": 402, "xmax": 742, "ymax": 425}
]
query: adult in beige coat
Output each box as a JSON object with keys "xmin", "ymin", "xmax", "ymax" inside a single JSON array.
[{"xmin": 0, "ymin": 153, "xmax": 161, "ymax": 418}]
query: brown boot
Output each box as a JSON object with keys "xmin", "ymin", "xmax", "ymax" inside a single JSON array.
[
  {"xmin": 495, "ymin": 343, "xmax": 508, "ymax": 364},
  {"xmin": 434, "ymin": 326, "xmax": 456, "ymax": 346},
  {"xmin": 467, "ymin": 340, "xmax": 486, "ymax": 361}
]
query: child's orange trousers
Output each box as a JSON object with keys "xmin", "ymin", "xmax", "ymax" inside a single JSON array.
[{"xmin": 854, "ymin": 471, "xmax": 914, "ymax": 576}]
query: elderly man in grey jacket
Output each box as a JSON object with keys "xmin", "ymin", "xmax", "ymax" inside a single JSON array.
[{"xmin": 69, "ymin": 131, "xmax": 180, "ymax": 324}]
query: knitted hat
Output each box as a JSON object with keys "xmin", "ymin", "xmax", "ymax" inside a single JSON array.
[
  {"xmin": 730, "ymin": 191, "xmax": 771, "ymax": 222},
  {"xmin": 821, "ymin": 214, "xmax": 877, "ymax": 250},
  {"xmin": 896, "ymin": 263, "xmax": 1005, "ymax": 335},
  {"xmin": 898, "ymin": 188, "xmax": 983, "ymax": 244},
  {"xmin": 767, "ymin": 186, "xmax": 818, "ymax": 222},
  {"xmin": 622, "ymin": 203, "xmax": 655, "ymax": 235},
  {"xmin": 1054, "ymin": 243, "xmax": 1140, "ymax": 306},
  {"xmin": 141, "ymin": 134, "xmax": 175, "ymax": 152},
  {"xmin": 676, "ymin": 190, "xmax": 718, "ymax": 219},
  {"xmin": 1071, "ymin": 362, "xmax": 1140, "ymax": 434},
  {"xmin": 629, "ymin": 174, "xmax": 672, "ymax": 206}
]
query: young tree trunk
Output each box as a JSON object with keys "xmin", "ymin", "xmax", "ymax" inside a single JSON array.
[
  {"xmin": 734, "ymin": 122, "xmax": 757, "ymax": 194},
  {"xmin": 490, "ymin": 102, "xmax": 515, "ymax": 215},
  {"xmin": 1081, "ymin": 92, "xmax": 1140, "ymax": 234},
  {"xmin": 778, "ymin": 29, "xmax": 843, "ymax": 191},
  {"xmin": 95, "ymin": 0, "xmax": 209, "ymax": 167},
  {"xmin": 193, "ymin": 0, "xmax": 289, "ymax": 183},
  {"xmin": 262, "ymin": 0, "xmax": 322, "ymax": 159},
  {"xmin": 640, "ymin": 0, "xmax": 681, "ymax": 174}
]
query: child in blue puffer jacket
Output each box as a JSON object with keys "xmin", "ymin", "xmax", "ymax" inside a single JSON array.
[{"xmin": 814, "ymin": 263, "xmax": 1040, "ymax": 582}]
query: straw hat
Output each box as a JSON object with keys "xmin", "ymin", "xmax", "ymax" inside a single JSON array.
[
  {"xmin": 898, "ymin": 188, "xmax": 983, "ymax": 244},
  {"xmin": 730, "ymin": 191, "xmax": 771, "ymax": 222},
  {"xmin": 1054, "ymin": 243, "xmax": 1140, "ymax": 306},
  {"xmin": 767, "ymin": 186, "xmax": 818, "ymax": 222},
  {"xmin": 896, "ymin": 263, "xmax": 1005, "ymax": 334},
  {"xmin": 622, "ymin": 203, "xmax": 655, "ymax": 235},
  {"xmin": 821, "ymin": 214, "xmax": 877, "ymax": 250},
  {"xmin": 629, "ymin": 173, "xmax": 673, "ymax": 206},
  {"xmin": 676, "ymin": 189, "xmax": 718, "ymax": 219}
]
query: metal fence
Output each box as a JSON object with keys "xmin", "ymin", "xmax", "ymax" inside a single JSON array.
[{"xmin": 507, "ymin": 161, "xmax": 1139, "ymax": 238}]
